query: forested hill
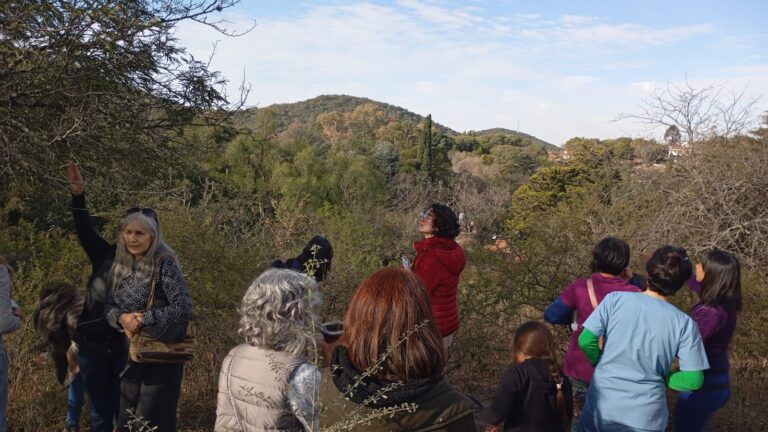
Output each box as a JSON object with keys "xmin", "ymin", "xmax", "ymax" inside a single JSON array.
[
  {"xmin": 236, "ymin": 95, "xmax": 554, "ymax": 150},
  {"xmin": 471, "ymin": 128, "xmax": 556, "ymax": 150},
  {"xmin": 238, "ymin": 94, "xmax": 456, "ymax": 134}
]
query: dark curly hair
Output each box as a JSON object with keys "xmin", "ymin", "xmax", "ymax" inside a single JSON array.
[
  {"xmin": 645, "ymin": 246, "xmax": 692, "ymax": 297},
  {"xmin": 426, "ymin": 203, "xmax": 460, "ymax": 239}
]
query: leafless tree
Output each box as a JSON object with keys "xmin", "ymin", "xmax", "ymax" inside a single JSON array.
[
  {"xmin": 627, "ymin": 136, "xmax": 768, "ymax": 274},
  {"xmin": 616, "ymin": 80, "xmax": 761, "ymax": 145}
]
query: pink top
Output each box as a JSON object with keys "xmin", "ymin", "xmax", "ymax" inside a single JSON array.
[{"xmin": 560, "ymin": 273, "xmax": 640, "ymax": 382}]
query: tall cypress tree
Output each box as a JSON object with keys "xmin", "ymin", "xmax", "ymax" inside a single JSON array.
[{"xmin": 423, "ymin": 114, "xmax": 433, "ymax": 181}]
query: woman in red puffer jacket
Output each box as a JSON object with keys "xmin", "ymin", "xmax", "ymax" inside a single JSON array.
[{"xmin": 412, "ymin": 203, "xmax": 466, "ymax": 348}]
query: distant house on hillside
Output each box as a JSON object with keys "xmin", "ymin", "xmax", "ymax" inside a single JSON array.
[
  {"xmin": 668, "ymin": 144, "xmax": 691, "ymax": 158},
  {"xmin": 547, "ymin": 149, "xmax": 571, "ymax": 161}
]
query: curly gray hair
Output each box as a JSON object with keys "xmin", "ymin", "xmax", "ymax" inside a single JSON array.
[{"xmin": 239, "ymin": 268, "xmax": 318, "ymax": 357}]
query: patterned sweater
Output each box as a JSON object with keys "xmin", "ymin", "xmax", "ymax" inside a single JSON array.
[{"xmin": 105, "ymin": 255, "xmax": 193, "ymax": 337}]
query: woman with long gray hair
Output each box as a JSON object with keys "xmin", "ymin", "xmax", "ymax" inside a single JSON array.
[
  {"xmin": 104, "ymin": 211, "xmax": 193, "ymax": 432},
  {"xmin": 215, "ymin": 268, "xmax": 321, "ymax": 432}
]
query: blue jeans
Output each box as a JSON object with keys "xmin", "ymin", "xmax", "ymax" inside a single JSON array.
[
  {"xmin": 674, "ymin": 374, "xmax": 730, "ymax": 432},
  {"xmin": 66, "ymin": 373, "xmax": 88, "ymax": 428},
  {"xmin": 0, "ymin": 345, "xmax": 8, "ymax": 432},
  {"xmin": 77, "ymin": 341, "xmax": 126, "ymax": 432}
]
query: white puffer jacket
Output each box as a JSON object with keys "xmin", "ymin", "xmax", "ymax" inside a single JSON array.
[{"xmin": 215, "ymin": 344, "xmax": 305, "ymax": 432}]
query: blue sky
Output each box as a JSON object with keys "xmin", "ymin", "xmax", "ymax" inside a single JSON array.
[{"xmin": 176, "ymin": 0, "xmax": 768, "ymax": 145}]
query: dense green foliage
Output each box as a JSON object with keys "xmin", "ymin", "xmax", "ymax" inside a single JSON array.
[
  {"xmin": 245, "ymin": 94, "xmax": 456, "ymax": 135},
  {"xmin": 0, "ymin": 0, "xmax": 246, "ymax": 223}
]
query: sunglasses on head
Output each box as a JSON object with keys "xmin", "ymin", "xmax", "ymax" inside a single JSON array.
[
  {"xmin": 125, "ymin": 207, "xmax": 159, "ymax": 223},
  {"xmin": 419, "ymin": 210, "xmax": 433, "ymax": 221}
]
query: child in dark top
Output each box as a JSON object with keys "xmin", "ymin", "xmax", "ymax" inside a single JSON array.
[
  {"xmin": 674, "ymin": 249, "xmax": 741, "ymax": 432},
  {"xmin": 485, "ymin": 321, "xmax": 572, "ymax": 432}
]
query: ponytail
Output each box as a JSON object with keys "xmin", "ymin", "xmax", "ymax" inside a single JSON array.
[{"xmin": 544, "ymin": 356, "xmax": 570, "ymax": 431}]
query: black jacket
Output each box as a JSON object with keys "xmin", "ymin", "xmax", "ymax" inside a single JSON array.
[
  {"xmin": 320, "ymin": 347, "xmax": 480, "ymax": 432},
  {"xmin": 484, "ymin": 358, "xmax": 573, "ymax": 432},
  {"xmin": 71, "ymin": 194, "xmax": 121, "ymax": 351}
]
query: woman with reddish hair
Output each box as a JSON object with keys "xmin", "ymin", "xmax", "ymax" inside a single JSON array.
[
  {"xmin": 412, "ymin": 203, "xmax": 466, "ymax": 348},
  {"xmin": 320, "ymin": 268, "xmax": 478, "ymax": 431}
]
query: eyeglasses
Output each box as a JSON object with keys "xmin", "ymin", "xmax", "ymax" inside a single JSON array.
[
  {"xmin": 418, "ymin": 211, "xmax": 433, "ymax": 221},
  {"xmin": 125, "ymin": 207, "xmax": 159, "ymax": 224}
]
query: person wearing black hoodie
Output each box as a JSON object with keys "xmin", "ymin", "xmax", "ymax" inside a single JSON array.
[
  {"xmin": 271, "ymin": 236, "xmax": 333, "ymax": 282},
  {"xmin": 485, "ymin": 321, "xmax": 573, "ymax": 432},
  {"xmin": 67, "ymin": 163, "xmax": 136, "ymax": 432}
]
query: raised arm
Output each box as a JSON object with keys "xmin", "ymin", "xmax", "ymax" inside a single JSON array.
[{"xmin": 68, "ymin": 163, "xmax": 112, "ymax": 263}]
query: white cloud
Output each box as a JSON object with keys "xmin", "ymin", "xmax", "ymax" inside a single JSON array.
[
  {"xmin": 174, "ymin": 2, "xmax": 760, "ymax": 145},
  {"xmin": 559, "ymin": 76, "xmax": 599, "ymax": 86},
  {"xmin": 720, "ymin": 64, "xmax": 768, "ymax": 76},
  {"xmin": 561, "ymin": 15, "xmax": 598, "ymax": 26},
  {"xmin": 630, "ymin": 80, "xmax": 665, "ymax": 93},
  {"xmin": 395, "ymin": 0, "xmax": 484, "ymax": 29},
  {"xmin": 519, "ymin": 23, "xmax": 715, "ymax": 49}
]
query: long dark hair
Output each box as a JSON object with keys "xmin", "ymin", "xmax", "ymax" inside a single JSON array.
[
  {"xmin": 511, "ymin": 321, "xmax": 570, "ymax": 431},
  {"xmin": 699, "ymin": 249, "xmax": 742, "ymax": 313}
]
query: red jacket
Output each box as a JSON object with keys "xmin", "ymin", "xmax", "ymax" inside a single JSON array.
[{"xmin": 412, "ymin": 236, "xmax": 466, "ymax": 337}]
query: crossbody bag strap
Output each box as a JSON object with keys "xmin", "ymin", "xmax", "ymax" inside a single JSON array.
[
  {"xmin": 586, "ymin": 278, "xmax": 606, "ymax": 350},
  {"xmin": 225, "ymin": 355, "xmax": 246, "ymax": 432},
  {"xmin": 586, "ymin": 278, "xmax": 599, "ymax": 310},
  {"xmin": 145, "ymin": 255, "xmax": 171, "ymax": 311}
]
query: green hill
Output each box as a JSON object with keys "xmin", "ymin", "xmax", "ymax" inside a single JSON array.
[
  {"xmin": 239, "ymin": 94, "xmax": 456, "ymax": 134},
  {"xmin": 235, "ymin": 94, "xmax": 554, "ymax": 149},
  {"xmin": 471, "ymin": 128, "xmax": 557, "ymax": 150}
]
